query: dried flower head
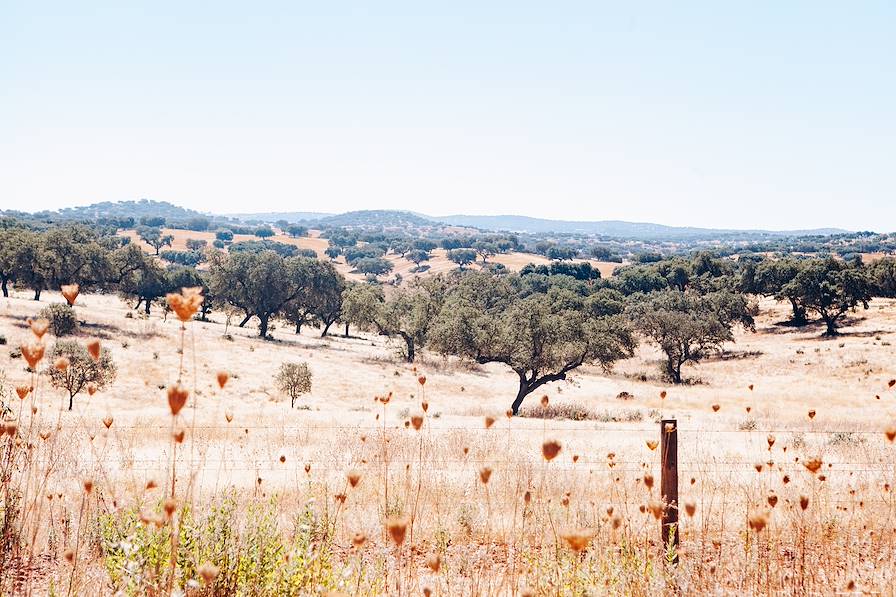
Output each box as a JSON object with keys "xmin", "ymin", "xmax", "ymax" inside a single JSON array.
[
  {"xmin": 540, "ymin": 395, "xmax": 549, "ymax": 408},
  {"xmin": 225, "ymin": 411, "xmax": 233, "ymax": 423},
  {"xmin": 15, "ymin": 386, "xmax": 30, "ymax": 400},
  {"xmin": 643, "ymin": 474, "xmax": 654, "ymax": 490},
  {"xmin": 411, "ymin": 414, "xmax": 424, "ymax": 431},
  {"xmin": 484, "ymin": 416, "xmax": 495, "ymax": 429},
  {"xmin": 646, "ymin": 440, "xmax": 658, "ymax": 451},
  {"xmin": 807, "ymin": 409, "xmax": 816, "ymax": 419},
  {"xmin": 711, "ymin": 404, "xmax": 720, "ymax": 412},
  {"xmin": 347, "ymin": 470, "xmax": 362, "ymax": 488},
  {"xmin": 748, "ymin": 512, "xmax": 769, "ymax": 532},
  {"xmin": 479, "ymin": 466, "xmax": 493, "ymax": 484},
  {"xmin": 163, "ymin": 498, "xmax": 177, "ymax": 518},
  {"xmin": 351, "ymin": 532, "xmax": 367, "ymax": 548},
  {"xmin": 885, "ymin": 426, "xmax": 896, "ymax": 443},
  {"xmin": 167, "ymin": 384, "xmax": 189, "ymax": 416},
  {"xmin": 660, "ymin": 390, "xmax": 667, "ymax": 399},
  {"xmin": 684, "ymin": 501, "xmax": 696, "ymax": 517},
  {"xmin": 29, "ymin": 318, "xmax": 50, "ymax": 339},
  {"xmin": 767, "ymin": 494, "xmax": 779, "ymax": 508},
  {"xmin": 60, "ymin": 284, "xmax": 80, "ymax": 306},
  {"xmin": 83, "ymin": 479, "xmax": 94, "ymax": 494},
  {"xmin": 166, "ymin": 287, "xmax": 204, "ymax": 322},
  {"xmin": 804, "ymin": 457, "xmax": 823, "ymax": 474},
  {"xmin": 418, "ymin": 375, "xmax": 427, "ymax": 386},
  {"xmin": 198, "ymin": 562, "xmax": 220, "ymax": 584},
  {"xmin": 102, "ymin": 416, "xmax": 113, "ymax": 429},
  {"xmin": 648, "ymin": 499, "xmax": 664, "ymax": 520},
  {"xmin": 172, "ymin": 428, "xmax": 185, "ymax": 443},
  {"xmin": 216, "ymin": 371, "xmax": 229, "ymax": 389},
  {"xmin": 21, "ymin": 343, "xmax": 45, "ymax": 369},
  {"xmin": 54, "ymin": 356, "xmax": 70, "ymax": 372},
  {"xmin": 86, "ymin": 339, "xmax": 101, "ymax": 362},
  {"xmin": 385, "ymin": 515, "xmax": 408, "ymax": 546},
  {"xmin": 421, "ymin": 400, "xmax": 429, "ymax": 413},
  {"xmin": 800, "ymin": 495, "xmax": 810, "ymax": 510},
  {"xmin": 426, "ymin": 553, "xmax": 441, "ymax": 572},
  {"xmin": 560, "ymin": 528, "xmax": 594, "ymax": 553},
  {"xmin": 542, "ymin": 439, "xmax": 562, "ymax": 461},
  {"xmin": 86, "ymin": 382, "xmax": 97, "ymax": 396}
]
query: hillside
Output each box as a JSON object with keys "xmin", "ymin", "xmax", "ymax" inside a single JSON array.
[{"xmin": 428, "ymin": 214, "xmax": 850, "ymax": 239}]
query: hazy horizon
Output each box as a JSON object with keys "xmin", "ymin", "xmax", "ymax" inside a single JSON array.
[{"xmin": 3, "ymin": 2, "xmax": 894, "ymax": 230}]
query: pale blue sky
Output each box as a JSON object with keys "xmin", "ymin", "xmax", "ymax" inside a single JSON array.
[{"xmin": 1, "ymin": 2, "xmax": 894, "ymax": 230}]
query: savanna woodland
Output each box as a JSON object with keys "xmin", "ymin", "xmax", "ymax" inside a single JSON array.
[{"xmin": 2, "ymin": 205, "xmax": 896, "ymax": 596}]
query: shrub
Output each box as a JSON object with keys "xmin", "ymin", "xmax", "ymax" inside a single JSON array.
[
  {"xmin": 46, "ymin": 339, "xmax": 116, "ymax": 410},
  {"xmin": 518, "ymin": 402, "xmax": 598, "ymax": 421},
  {"xmin": 38, "ymin": 303, "xmax": 78, "ymax": 336},
  {"xmin": 275, "ymin": 362, "xmax": 312, "ymax": 408}
]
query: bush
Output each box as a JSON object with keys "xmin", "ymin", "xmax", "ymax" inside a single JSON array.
[
  {"xmin": 46, "ymin": 339, "xmax": 116, "ymax": 410},
  {"xmin": 518, "ymin": 402, "xmax": 597, "ymax": 421},
  {"xmin": 38, "ymin": 303, "xmax": 78, "ymax": 336},
  {"xmin": 275, "ymin": 362, "xmax": 312, "ymax": 408}
]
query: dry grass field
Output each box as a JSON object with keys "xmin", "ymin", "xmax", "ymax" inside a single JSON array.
[
  {"xmin": 117, "ymin": 228, "xmax": 621, "ymax": 283},
  {"xmin": 2, "ymin": 289, "xmax": 896, "ymax": 595}
]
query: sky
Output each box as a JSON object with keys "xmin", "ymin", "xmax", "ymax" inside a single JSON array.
[{"xmin": 1, "ymin": 2, "xmax": 894, "ymax": 231}]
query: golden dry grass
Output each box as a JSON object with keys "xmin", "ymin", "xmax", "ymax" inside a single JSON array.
[
  {"xmin": 1, "ymin": 290, "xmax": 895, "ymax": 595},
  {"xmin": 118, "ymin": 227, "xmax": 620, "ymax": 282}
]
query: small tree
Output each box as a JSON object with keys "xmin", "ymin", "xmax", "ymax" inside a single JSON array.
[
  {"xmin": 630, "ymin": 290, "xmax": 754, "ymax": 383},
  {"xmin": 185, "ymin": 238, "xmax": 208, "ymax": 251},
  {"xmin": 354, "ymin": 257, "xmax": 393, "ymax": 280},
  {"xmin": 447, "ymin": 248, "xmax": 477, "ymax": 270},
  {"xmin": 406, "ymin": 249, "xmax": 431, "ymax": 271},
  {"xmin": 38, "ymin": 303, "xmax": 78, "ymax": 336},
  {"xmin": 137, "ymin": 226, "xmax": 174, "ymax": 255},
  {"xmin": 286, "ymin": 225, "xmax": 308, "ymax": 238},
  {"xmin": 47, "ymin": 340, "xmax": 116, "ymax": 410},
  {"xmin": 784, "ymin": 257, "xmax": 872, "ymax": 335},
  {"xmin": 275, "ymin": 362, "xmax": 312, "ymax": 408},
  {"xmin": 255, "ymin": 226, "xmax": 275, "ymax": 238}
]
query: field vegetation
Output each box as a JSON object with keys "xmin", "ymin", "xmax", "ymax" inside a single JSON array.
[{"xmin": 1, "ymin": 208, "xmax": 896, "ymax": 595}]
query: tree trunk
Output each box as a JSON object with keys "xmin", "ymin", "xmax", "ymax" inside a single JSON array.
[
  {"xmin": 239, "ymin": 313, "xmax": 252, "ymax": 328},
  {"xmin": 401, "ymin": 333, "xmax": 415, "ymax": 363},
  {"xmin": 68, "ymin": 394, "xmax": 74, "ymax": 411},
  {"xmin": 666, "ymin": 357, "xmax": 683, "ymax": 384},
  {"xmin": 145, "ymin": 299, "xmax": 152, "ymax": 315},
  {"xmin": 789, "ymin": 299, "xmax": 807, "ymax": 326},
  {"xmin": 33, "ymin": 288, "xmax": 41, "ymax": 301},
  {"xmin": 511, "ymin": 376, "xmax": 532, "ymax": 415},
  {"xmin": 1, "ymin": 277, "xmax": 8, "ymax": 297},
  {"xmin": 823, "ymin": 315, "xmax": 838, "ymax": 336},
  {"xmin": 295, "ymin": 322, "xmax": 302, "ymax": 335},
  {"xmin": 258, "ymin": 314, "xmax": 270, "ymax": 338},
  {"xmin": 344, "ymin": 322, "xmax": 350, "ymax": 337},
  {"xmin": 321, "ymin": 320, "xmax": 334, "ymax": 337}
]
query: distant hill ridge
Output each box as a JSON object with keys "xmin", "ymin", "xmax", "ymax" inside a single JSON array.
[
  {"xmin": 8, "ymin": 200, "xmax": 852, "ymax": 239},
  {"xmin": 427, "ymin": 214, "xmax": 848, "ymax": 238}
]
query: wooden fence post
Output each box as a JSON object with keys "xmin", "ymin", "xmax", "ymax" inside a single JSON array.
[{"xmin": 661, "ymin": 418, "xmax": 679, "ymax": 563}]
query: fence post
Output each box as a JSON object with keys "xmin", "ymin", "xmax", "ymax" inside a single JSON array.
[{"xmin": 660, "ymin": 418, "xmax": 679, "ymax": 564}]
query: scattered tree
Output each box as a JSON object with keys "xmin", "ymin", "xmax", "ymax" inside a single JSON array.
[
  {"xmin": 275, "ymin": 361, "xmax": 312, "ymax": 408},
  {"xmin": 630, "ymin": 290, "xmax": 755, "ymax": 383},
  {"xmin": 47, "ymin": 340, "xmax": 116, "ymax": 410}
]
